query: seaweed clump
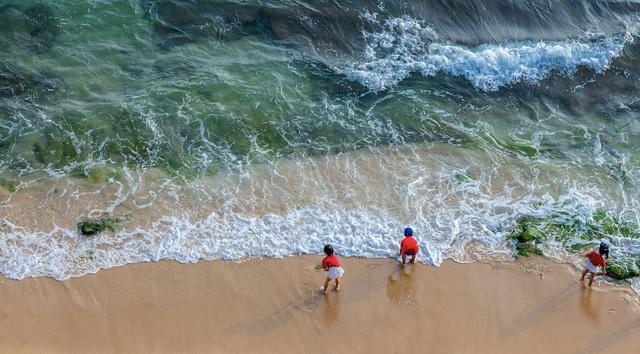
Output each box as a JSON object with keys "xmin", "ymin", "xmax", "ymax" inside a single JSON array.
[
  {"xmin": 77, "ymin": 218, "xmax": 118, "ymax": 236},
  {"xmin": 509, "ymin": 216, "xmax": 551, "ymax": 257},
  {"xmin": 606, "ymin": 258, "xmax": 640, "ymax": 280}
]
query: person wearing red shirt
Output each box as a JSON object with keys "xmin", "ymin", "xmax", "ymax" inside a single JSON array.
[
  {"xmin": 321, "ymin": 244, "xmax": 344, "ymax": 294},
  {"xmin": 399, "ymin": 227, "xmax": 419, "ymax": 267},
  {"xmin": 580, "ymin": 242, "xmax": 609, "ymax": 286}
]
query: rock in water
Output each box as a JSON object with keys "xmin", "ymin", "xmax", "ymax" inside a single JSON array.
[
  {"xmin": 0, "ymin": 67, "xmax": 61, "ymax": 98},
  {"xmin": 0, "ymin": 71, "xmax": 28, "ymax": 97},
  {"xmin": 23, "ymin": 3, "xmax": 60, "ymax": 51},
  {"xmin": 606, "ymin": 258, "xmax": 640, "ymax": 279}
]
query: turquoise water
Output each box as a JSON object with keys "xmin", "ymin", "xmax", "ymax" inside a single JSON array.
[{"xmin": 0, "ymin": 0, "xmax": 639, "ymax": 280}]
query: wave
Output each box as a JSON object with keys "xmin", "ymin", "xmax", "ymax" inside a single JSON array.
[
  {"xmin": 140, "ymin": 1, "xmax": 640, "ymax": 90},
  {"xmin": 339, "ymin": 15, "xmax": 634, "ymax": 91}
]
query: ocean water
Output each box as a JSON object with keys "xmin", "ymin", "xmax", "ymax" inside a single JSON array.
[{"xmin": 0, "ymin": 0, "xmax": 639, "ymax": 280}]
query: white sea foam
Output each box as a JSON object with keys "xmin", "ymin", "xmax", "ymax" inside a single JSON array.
[
  {"xmin": 341, "ymin": 16, "xmax": 631, "ymax": 91},
  {"xmin": 0, "ymin": 192, "xmax": 630, "ymax": 281},
  {"xmin": 0, "ymin": 205, "xmax": 450, "ymax": 280}
]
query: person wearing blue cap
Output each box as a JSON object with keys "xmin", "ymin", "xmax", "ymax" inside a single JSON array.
[{"xmin": 399, "ymin": 227, "xmax": 419, "ymax": 267}]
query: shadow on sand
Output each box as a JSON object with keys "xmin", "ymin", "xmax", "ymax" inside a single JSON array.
[
  {"xmin": 223, "ymin": 260, "xmax": 397, "ymax": 336},
  {"xmin": 386, "ymin": 265, "xmax": 417, "ymax": 305},
  {"xmin": 573, "ymin": 318, "xmax": 640, "ymax": 354},
  {"xmin": 502, "ymin": 282, "xmax": 580, "ymax": 337},
  {"xmin": 223, "ymin": 281, "xmax": 326, "ymax": 336}
]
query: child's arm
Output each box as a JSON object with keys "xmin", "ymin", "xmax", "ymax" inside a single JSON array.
[{"xmin": 596, "ymin": 264, "xmax": 607, "ymax": 276}]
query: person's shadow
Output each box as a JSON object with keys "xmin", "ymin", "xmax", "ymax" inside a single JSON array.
[
  {"xmin": 579, "ymin": 284, "xmax": 600, "ymax": 324},
  {"xmin": 502, "ymin": 283, "xmax": 579, "ymax": 336},
  {"xmin": 322, "ymin": 291, "xmax": 340, "ymax": 322},
  {"xmin": 573, "ymin": 318, "xmax": 640, "ymax": 354},
  {"xmin": 386, "ymin": 264, "xmax": 417, "ymax": 305},
  {"xmin": 223, "ymin": 281, "xmax": 324, "ymax": 336}
]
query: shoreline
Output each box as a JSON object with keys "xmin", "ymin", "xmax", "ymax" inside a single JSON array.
[
  {"xmin": 0, "ymin": 141, "xmax": 632, "ymax": 281},
  {"xmin": 1, "ymin": 256, "xmax": 639, "ymax": 353}
]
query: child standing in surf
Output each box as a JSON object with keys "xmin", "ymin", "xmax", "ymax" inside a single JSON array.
[
  {"xmin": 399, "ymin": 227, "xmax": 419, "ymax": 267},
  {"xmin": 580, "ymin": 242, "xmax": 609, "ymax": 286},
  {"xmin": 321, "ymin": 244, "xmax": 344, "ymax": 294}
]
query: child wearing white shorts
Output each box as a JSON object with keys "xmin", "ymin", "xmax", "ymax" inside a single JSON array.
[{"xmin": 321, "ymin": 244, "xmax": 344, "ymax": 294}]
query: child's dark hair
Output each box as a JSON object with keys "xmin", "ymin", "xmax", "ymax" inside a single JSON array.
[
  {"xmin": 599, "ymin": 242, "xmax": 609, "ymax": 259},
  {"xmin": 324, "ymin": 244, "xmax": 334, "ymax": 256}
]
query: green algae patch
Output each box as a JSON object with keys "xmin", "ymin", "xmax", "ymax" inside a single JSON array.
[
  {"xmin": 515, "ymin": 242, "xmax": 543, "ymax": 257},
  {"xmin": 509, "ymin": 215, "xmax": 551, "ymax": 257},
  {"xmin": 502, "ymin": 137, "xmax": 539, "ymax": 158},
  {"xmin": 77, "ymin": 218, "xmax": 118, "ymax": 236},
  {"xmin": 0, "ymin": 177, "xmax": 18, "ymax": 192},
  {"xmin": 85, "ymin": 166, "xmax": 120, "ymax": 184},
  {"xmin": 509, "ymin": 210, "xmax": 640, "ymax": 259},
  {"xmin": 587, "ymin": 211, "xmax": 640, "ymax": 240},
  {"xmin": 605, "ymin": 258, "xmax": 640, "ymax": 280}
]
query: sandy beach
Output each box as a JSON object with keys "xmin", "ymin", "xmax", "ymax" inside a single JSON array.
[
  {"xmin": 0, "ymin": 256, "xmax": 638, "ymax": 353},
  {"xmin": 2, "ymin": 2, "xmax": 640, "ymax": 354}
]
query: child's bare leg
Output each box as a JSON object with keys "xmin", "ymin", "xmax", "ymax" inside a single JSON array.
[
  {"xmin": 580, "ymin": 269, "xmax": 588, "ymax": 281},
  {"xmin": 401, "ymin": 254, "xmax": 407, "ymax": 267},
  {"xmin": 335, "ymin": 278, "xmax": 341, "ymax": 291},
  {"xmin": 410, "ymin": 255, "xmax": 416, "ymax": 264},
  {"xmin": 323, "ymin": 277, "xmax": 330, "ymax": 294},
  {"xmin": 588, "ymin": 272, "xmax": 595, "ymax": 286}
]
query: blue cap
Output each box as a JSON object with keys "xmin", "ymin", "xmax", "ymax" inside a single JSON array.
[{"xmin": 404, "ymin": 227, "xmax": 413, "ymax": 236}]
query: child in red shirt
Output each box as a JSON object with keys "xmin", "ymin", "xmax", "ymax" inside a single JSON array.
[
  {"xmin": 580, "ymin": 242, "xmax": 609, "ymax": 286},
  {"xmin": 321, "ymin": 244, "xmax": 344, "ymax": 294},
  {"xmin": 399, "ymin": 227, "xmax": 419, "ymax": 267}
]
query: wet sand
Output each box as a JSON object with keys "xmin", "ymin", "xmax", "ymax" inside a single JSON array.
[{"xmin": 0, "ymin": 257, "xmax": 638, "ymax": 353}]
